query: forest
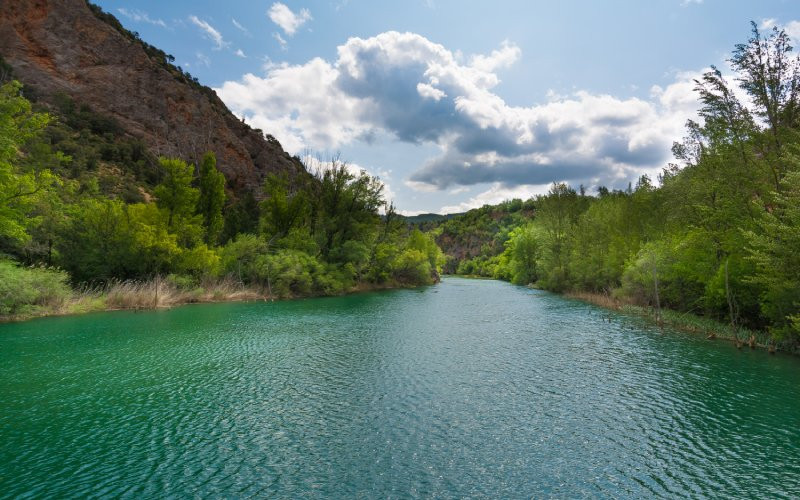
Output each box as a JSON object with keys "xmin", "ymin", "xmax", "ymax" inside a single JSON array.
[
  {"xmin": 0, "ymin": 73, "xmax": 443, "ymax": 319},
  {"xmin": 421, "ymin": 24, "xmax": 800, "ymax": 348}
]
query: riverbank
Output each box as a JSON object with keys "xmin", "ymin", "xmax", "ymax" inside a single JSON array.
[
  {"xmin": 0, "ymin": 277, "xmax": 423, "ymax": 324},
  {"xmin": 564, "ymin": 290, "xmax": 797, "ymax": 355}
]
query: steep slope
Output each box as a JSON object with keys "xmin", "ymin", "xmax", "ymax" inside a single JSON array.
[{"xmin": 0, "ymin": 0, "xmax": 304, "ymax": 194}]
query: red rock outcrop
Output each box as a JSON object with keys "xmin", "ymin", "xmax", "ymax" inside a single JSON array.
[{"xmin": 0, "ymin": 0, "xmax": 305, "ymax": 194}]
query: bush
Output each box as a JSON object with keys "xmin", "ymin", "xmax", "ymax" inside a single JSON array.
[{"xmin": 0, "ymin": 259, "xmax": 71, "ymax": 316}]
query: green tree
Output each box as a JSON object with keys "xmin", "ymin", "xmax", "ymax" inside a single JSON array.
[
  {"xmin": 154, "ymin": 157, "xmax": 198, "ymax": 229},
  {"xmin": 221, "ymin": 190, "xmax": 259, "ymax": 242},
  {"xmin": 154, "ymin": 157, "xmax": 202, "ymax": 246},
  {"xmin": 747, "ymin": 170, "xmax": 800, "ymax": 339},
  {"xmin": 260, "ymin": 172, "xmax": 310, "ymax": 239},
  {"xmin": 0, "ymin": 81, "xmax": 56, "ymax": 244},
  {"xmin": 504, "ymin": 223, "xmax": 540, "ymax": 285},
  {"xmin": 534, "ymin": 183, "xmax": 585, "ymax": 291},
  {"xmin": 197, "ymin": 151, "xmax": 226, "ymax": 245}
]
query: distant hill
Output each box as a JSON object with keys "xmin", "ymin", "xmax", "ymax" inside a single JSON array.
[
  {"xmin": 0, "ymin": 0, "xmax": 305, "ymax": 197},
  {"xmin": 401, "ymin": 213, "xmax": 463, "ymax": 224},
  {"xmin": 415, "ymin": 199, "xmax": 535, "ymax": 273}
]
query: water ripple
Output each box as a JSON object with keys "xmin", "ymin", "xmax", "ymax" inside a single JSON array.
[{"xmin": 1, "ymin": 278, "xmax": 800, "ymax": 498}]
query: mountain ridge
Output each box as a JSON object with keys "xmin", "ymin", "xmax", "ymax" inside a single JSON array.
[{"xmin": 0, "ymin": 0, "xmax": 304, "ymax": 195}]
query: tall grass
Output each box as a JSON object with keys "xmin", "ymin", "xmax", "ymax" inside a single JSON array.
[
  {"xmin": 101, "ymin": 276, "xmax": 264, "ymax": 310},
  {"xmin": 0, "ymin": 272, "xmax": 266, "ymax": 322}
]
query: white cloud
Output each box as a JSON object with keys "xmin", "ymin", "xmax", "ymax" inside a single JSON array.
[
  {"xmin": 232, "ymin": 18, "xmax": 250, "ymax": 36},
  {"xmin": 758, "ymin": 18, "xmax": 800, "ymax": 42},
  {"xmin": 273, "ymin": 32, "xmax": 289, "ymax": 50},
  {"xmin": 417, "ymin": 82, "xmax": 446, "ymax": 101},
  {"xmin": 235, "ymin": 49, "xmax": 246, "ymax": 58},
  {"xmin": 189, "ymin": 15, "xmax": 227, "ymax": 50},
  {"xmin": 117, "ymin": 8, "xmax": 167, "ymax": 28},
  {"xmin": 754, "ymin": 20, "xmax": 800, "ymax": 57},
  {"xmin": 469, "ymin": 41, "xmax": 520, "ymax": 72},
  {"xmin": 218, "ymin": 57, "xmax": 368, "ymax": 153},
  {"xmin": 680, "ymin": 0, "xmax": 702, "ymax": 6},
  {"xmin": 760, "ymin": 18, "xmax": 777, "ymax": 30},
  {"xmin": 785, "ymin": 21, "xmax": 800, "ymax": 44},
  {"xmin": 268, "ymin": 2, "xmax": 312, "ymax": 36},
  {"xmin": 217, "ymin": 31, "xmax": 701, "ymax": 195}
]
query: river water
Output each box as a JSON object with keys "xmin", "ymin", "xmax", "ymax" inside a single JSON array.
[{"xmin": 1, "ymin": 277, "xmax": 799, "ymax": 498}]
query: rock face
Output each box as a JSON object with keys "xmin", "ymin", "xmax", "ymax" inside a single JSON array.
[{"xmin": 0, "ymin": 0, "xmax": 304, "ymax": 194}]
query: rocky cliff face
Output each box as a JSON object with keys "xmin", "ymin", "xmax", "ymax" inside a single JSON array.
[{"xmin": 0, "ymin": 0, "xmax": 304, "ymax": 194}]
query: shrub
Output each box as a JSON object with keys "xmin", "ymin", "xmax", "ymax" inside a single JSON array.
[{"xmin": 0, "ymin": 259, "xmax": 71, "ymax": 316}]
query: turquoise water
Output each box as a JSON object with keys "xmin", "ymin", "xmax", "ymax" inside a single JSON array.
[{"xmin": 1, "ymin": 277, "xmax": 799, "ymax": 498}]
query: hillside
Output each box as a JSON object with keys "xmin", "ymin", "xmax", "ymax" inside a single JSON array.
[
  {"xmin": 0, "ymin": 0, "xmax": 304, "ymax": 196},
  {"xmin": 416, "ymin": 200, "xmax": 534, "ymax": 273}
]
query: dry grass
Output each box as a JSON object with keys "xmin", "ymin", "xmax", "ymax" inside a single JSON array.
[
  {"xmin": 101, "ymin": 277, "xmax": 265, "ymax": 310},
  {"xmin": 566, "ymin": 290, "xmax": 623, "ymax": 310},
  {"xmin": 0, "ymin": 277, "xmax": 267, "ymax": 322}
]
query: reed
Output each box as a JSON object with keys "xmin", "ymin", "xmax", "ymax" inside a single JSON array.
[{"xmin": 0, "ymin": 276, "xmax": 267, "ymax": 322}]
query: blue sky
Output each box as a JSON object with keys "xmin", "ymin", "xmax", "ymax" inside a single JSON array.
[{"xmin": 93, "ymin": 0, "xmax": 800, "ymax": 214}]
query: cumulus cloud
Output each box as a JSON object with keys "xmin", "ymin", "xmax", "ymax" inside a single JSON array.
[
  {"xmin": 235, "ymin": 49, "xmax": 246, "ymax": 58},
  {"xmin": 268, "ymin": 2, "xmax": 312, "ymax": 36},
  {"xmin": 189, "ymin": 15, "xmax": 227, "ymax": 49},
  {"xmin": 219, "ymin": 58, "xmax": 368, "ymax": 153},
  {"xmin": 469, "ymin": 41, "xmax": 520, "ymax": 72},
  {"xmin": 117, "ymin": 8, "xmax": 167, "ymax": 28},
  {"xmin": 217, "ymin": 31, "xmax": 700, "ymax": 198}
]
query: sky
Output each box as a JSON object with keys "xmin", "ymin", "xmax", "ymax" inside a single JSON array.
[{"xmin": 93, "ymin": 0, "xmax": 800, "ymax": 214}]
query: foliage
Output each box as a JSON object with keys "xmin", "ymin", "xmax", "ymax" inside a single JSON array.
[
  {"xmin": 0, "ymin": 81, "xmax": 57, "ymax": 245},
  {"xmin": 746, "ymin": 170, "xmax": 800, "ymax": 339},
  {"xmin": 0, "ymin": 258, "xmax": 71, "ymax": 316},
  {"xmin": 197, "ymin": 152, "xmax": 226, "ymax": 245}
]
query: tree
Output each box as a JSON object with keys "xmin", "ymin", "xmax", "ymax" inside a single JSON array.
[
  {"xmin": 260, "ymin": 172, "xmax": 310, "ymax": 239},
  {"xmin": 0, "ymin": 81, "xmax": 56, "ymax": 245},
  {"xmin": 221, "ymin": 190, "xmax": 259, "ymax": 243},
  {"xmin": 503, "ymin": 223, "xmax": 540, "ymax": 285},
  {"xmin": 747, "ymin": 170, "xmax": 800, "ymax": 339},
  {"xmin": 197, "ymin": 151, "xmax": 226, "ymax": 245},
  {"xmin": 309, "ymin": 160, "xmax": 383, "ymax": 258},
  {"xmin": 534, "ymin": 183, "xmax": 585, "ymax": 290},
  {"xmin": 730, "ymin": 23, "xmax": 800, "ymax": 174},
  {"xmin": 154, "ymin": 157, "xmax": 202, "ymax": 246}
]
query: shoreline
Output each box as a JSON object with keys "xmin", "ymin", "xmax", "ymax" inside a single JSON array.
[
  {"xmin": 6, "ymin": 276, "xmax": 796, "ymax": 356},
  {"xmin": 446, "ymin": 275, "xmax": 795, "ymax": 356},
  {"xmin": 563, "ymin": 290, "xmax": 796, "ymax": 355},
  {"xmin": 0, "ymin": 279, "xmax": 426, "ymax": 324}
]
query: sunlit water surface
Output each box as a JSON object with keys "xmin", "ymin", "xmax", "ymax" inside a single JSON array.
[{"xmin": 1, "ymin": 277, "xmax": 799, "ymax": 498}]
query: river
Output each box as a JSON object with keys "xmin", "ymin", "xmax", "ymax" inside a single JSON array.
[{"xmin": 1, "ymin": 277, "xmax": 799, "ymax": 498}]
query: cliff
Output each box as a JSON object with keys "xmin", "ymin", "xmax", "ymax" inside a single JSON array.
[{"xmin": 0, "ymin": 0, "xmax": 305, "ymax": 194}]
